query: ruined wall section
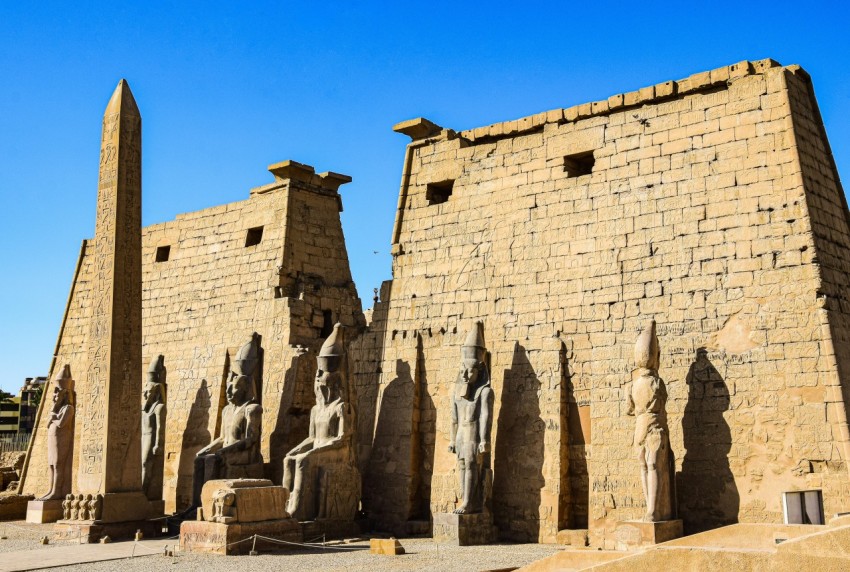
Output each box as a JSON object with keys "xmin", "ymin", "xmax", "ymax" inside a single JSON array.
[
  {"xmin": 370, "ymin": 59, "xmax": 850, "ymax": 543},
  {"xmin": 22, "ymin": 164, "xmax": 364, "ymax": 512}
]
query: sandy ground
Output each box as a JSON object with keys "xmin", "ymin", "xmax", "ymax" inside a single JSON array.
[{"xmin": 0, "ymin": 520, "xmax": 561, "ymax": 571}]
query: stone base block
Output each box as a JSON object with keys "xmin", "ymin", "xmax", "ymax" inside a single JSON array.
[
  {"xmin": 300, "ymin": 518, "xmax": 362, "ymax": 541},
  {"xmin": 54, "ymin": 519, "xmax": 163, "ymax": 543},
  {"xmin": 99, "ymin": 492, "xmax": 157, "ymax": 522},
  {"xmin": 614, "ymin": 519, "xmax": 683, "ymax": 550},
  {"xmin": 433, "ymin": 512, "xmax": 498, "ymax": 546},
  {"xmin": 0, "ymin": 494, "xmax": 33, "ymax": 521},
  {"xmin": 556, "ymin": 528, "xmax": 589, "ymax": 547},
  {"xmin": 370, "ymin": 537, "xmax": 405, "ymax": 555},
  {"xmin": 180, "ymin": 518, "xmax": 301, "ymax": 555},
  {"xmin": 26, "ymin": 499, "xmax": 65, "ymax": 523},
  {"xmin": 200, "ymin": 479, "xmax": 288, "ymax": 524}
]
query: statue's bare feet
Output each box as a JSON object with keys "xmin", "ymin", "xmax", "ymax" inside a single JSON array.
[
  {"xmin": 644, "ymin": 511, "xmax": 655, "ymax": 522},
  {"xmin": 452, "ymin": 505, "xmax": 470, "ymax": 514}
]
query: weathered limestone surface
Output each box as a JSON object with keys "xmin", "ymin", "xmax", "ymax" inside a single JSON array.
[
  {"xmin": 614, "ymin": 519, "xmax": 683, "ymax": 550},
  {"xmin": 199, "ymin": 478, "xmax": 289, "ymax": 523},
  {"xmin": 141, "ymin": 355, "xmax": 166, "ymax": 500},
  {"xmin": 21, "ymin": 159, "xmax": 365, "ymax": 513},
  {"xmin": 78, "ymin": 79, "xmax": 143, "ymax": 495},
  {"xmin": 19, "ymin": 59, "xmax": 850, "ymax": 547},
  {"xmin": 180, "ymin": 518, "xmax": 301, "ymax": 555},
  {"xmin": 353, "ymin": 59, "xmax": 850, "ymax": 544},
  {"xmin": 283, "ymin": 323, "xmax": 360, "ymax": 522},
  {"xmin": 39, "ymin": 365, "xmax": 75, "ymax": 502}
]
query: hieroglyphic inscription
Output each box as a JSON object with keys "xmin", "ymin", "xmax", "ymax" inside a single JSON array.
[{"xmin": 78, "ymin": 82, "xmax": 143, "ymax": 493}]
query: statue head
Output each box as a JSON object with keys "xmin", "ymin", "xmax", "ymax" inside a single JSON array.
[
  {"xmin": 233, "ymin": 333, "xmax": 261, "ymax": 379},
  {"xmin": 634, "ymin": 320, "xmax": 660, "ymax": 372},
  {"xmin": 52, "ymin": 364, "xmax": 75, "ymax": 408},
  {"xmin": 315, "ymin": 324, "xmax": 346, "ymax": 402},
  {"xmin": 457, "ymin": 322, "xmax": 489, "ymax": 398},
  {"xmin": 143, "ymin": 355, "xmax": 166, "ymax": 407},
  {"xmin": 317, "ymin": 323, "xmax": 345, "ymax": 374},
  {"xmin": 461, "ymin": 321, "xmax": 486, "ymax": 364},
  {"xmin": 226, "ymin": 374, "xmax": 254, "ymax": 406}
]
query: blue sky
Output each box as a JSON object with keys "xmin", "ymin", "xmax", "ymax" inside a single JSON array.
[{"xmin": 1, "ymin": 1, "xmax": 848, "ymax": 392}]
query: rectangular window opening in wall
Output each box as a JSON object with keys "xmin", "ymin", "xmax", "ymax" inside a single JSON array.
[
  {"xmin": 563, "ymin": 151, "xmax": 595, "ymax": 178},
  {"xmin": 245, "ymin": 226, "xmax": 264, "ymax": 247},
  {"xmin": 783, "ymin": 490, "xmax": 824, "ymax": 524},
  {"xmin": 321, "ymin": 309, "xmax": 334, "ymax": 338},
  {"xmin": 426, "ymin": 180, "xmax": 454, "ymax": 206},
  {"xmin": 155, "ymin": 245, "xmax": 170, "ymax": 262}
]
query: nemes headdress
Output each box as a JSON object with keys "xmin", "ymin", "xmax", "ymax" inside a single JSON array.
[{"xmin": 634, "ymin": 320, "xmax": 660, "ymax": 371}]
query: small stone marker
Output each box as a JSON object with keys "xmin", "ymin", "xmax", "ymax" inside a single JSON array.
[
  {"xmin": 135, "ymin": 529, "xmax": 143, "ymax": 541},
  {"xmin": 40, "ymin": 536, "xmax": 49, "ymax": 545},
  {"xmin": 100, "ymin": 535, "xmax": 111, "ymax": 544},
  {"xmin": 370, "ymin": 537, "xmax": 404, "ymax": 555}
]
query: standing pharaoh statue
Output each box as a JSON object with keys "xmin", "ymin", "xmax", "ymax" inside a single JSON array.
[
  {"xmin": 38, "ymin": 365, "xmax": 76, "ymax": 501},
  {"xmin": 192, "ymin": 334, "xmax": 264, "ymax": 506},
  {"xmin": 627, "ymin": 320, "xmax": 677, "ymax": 522},
  {"xmin": 141, "ymin": 355, "xmax": 166, "ymax": 500},
  {"xmin": 448, "ymin": 322, "xmax": 494, "ymax": 514},
  {"xmin": 283, "ymin": 323, "xmax": 359, "ymax": 521}
]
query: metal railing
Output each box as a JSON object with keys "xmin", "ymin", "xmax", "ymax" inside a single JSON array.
[{"xmin": 0, "ymin": 432, "xmax": 31, "ymax": 455}]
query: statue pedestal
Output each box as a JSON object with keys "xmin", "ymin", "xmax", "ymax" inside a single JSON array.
[
  {"xmin": 433, "ymin": 512, "xmax": 498, "ymax": 545},
  {"xmin": 26, "ymin": 499, "xmax": 64, "ymax": 523},
  {"xmin": 54, "ymin": 519, "xmax": 163, "ymax": 543},
  {"xmin": 180, "ymin": 518, "xmax": 301, "ymax": 555},
  {"xmin": 614, "ymin": 520, "xmax": 683, "ymax": 550},
  {"xmin": 54, "ymin": 492, "xmax": 164, "ymax": 543}
]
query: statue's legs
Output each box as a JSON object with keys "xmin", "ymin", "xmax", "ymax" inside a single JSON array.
[
  {"xmin": 637, "ymin": 446, "xmax": 648, "ymax": 514},
  {"xmin": 284, "ymin": 454, "xmax": 311, "ymax": 519},
  {"xmin": 454, "ymin": 458, "xmax": 480, "ymax": 514},
  {"xmin": 142, "ymin": 455, "xmax": 151, "ymax": 495},
  {"xmin": 192, "ymin": 454, "xmax": 222, "ymax": 507},
  {"xmin": 282, "ymin": 455, "xmax": 296, "ymax": 491},
  {"xmin": 39, "ymin": 465, "xmax": 57, "ymax": 500},
  {"xmin": 643, "ymin": 431, "xmax": 662, "ymax": 522}
]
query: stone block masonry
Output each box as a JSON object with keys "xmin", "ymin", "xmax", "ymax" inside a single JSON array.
[
  {"xmin": 20, "ymin": 160, "xmax": 365, "ymax": 513},
  {"xmin": 353, "ymin": 58, "xmax": 850, "ymax": 546},
  {"xmin": 17, "ymin": 58, "xmax": 850, "ymax": 548}
]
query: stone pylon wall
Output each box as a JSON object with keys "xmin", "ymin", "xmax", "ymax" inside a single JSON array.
[
  {"xmin": 21, "ymin": 163, "xmax": 365, "ymax": 512},
  {"xmin": 358, "ymin": 59, "xmax": 850, "ymax": 544}
]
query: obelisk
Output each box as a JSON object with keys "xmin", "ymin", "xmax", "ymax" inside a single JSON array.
[{"xmin": 65, "ymin": 80, "xmax": 149, "ymax": 532}]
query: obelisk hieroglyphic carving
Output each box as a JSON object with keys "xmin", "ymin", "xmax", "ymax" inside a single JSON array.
[{"xmin": 77, "ymin": 79, "xmax": 143, "ymax": 494}]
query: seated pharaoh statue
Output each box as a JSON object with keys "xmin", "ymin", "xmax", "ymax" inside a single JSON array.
[
  {"xmin": 192, "ymin": 334, "xmax": 264, "ymax": 507},
  {"xmin": 283, "ymin": 323, "xmax": 360, "ymax": 521}
]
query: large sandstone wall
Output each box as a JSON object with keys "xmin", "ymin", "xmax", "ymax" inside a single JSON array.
[
  {"xmin": 360, "ymin": 59, "xmax": 850, "ymax": 544},
  {"xmin": 22, "ymin": 164, "xmax": 365, "ymax": 511}
]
